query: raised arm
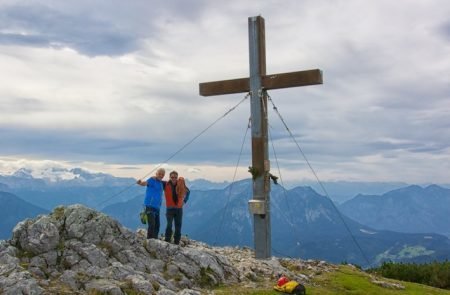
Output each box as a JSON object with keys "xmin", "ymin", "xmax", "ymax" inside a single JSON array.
[{"xmin": 137, "ymin": 179, "xmax": 148, "ymax": 186}]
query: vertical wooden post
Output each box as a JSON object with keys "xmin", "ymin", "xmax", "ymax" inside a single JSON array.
[{"xmin": 248, "ymin": 16, "xmax": 271, "ymax": 259}]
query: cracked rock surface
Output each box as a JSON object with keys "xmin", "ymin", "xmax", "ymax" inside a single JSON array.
[{"xmin": 0, "ymin": 204, "xmax": 354, "ymax": 294}]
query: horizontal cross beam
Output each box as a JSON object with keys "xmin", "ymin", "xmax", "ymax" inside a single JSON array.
[{"xmin": 199, "ymin": 69, "xmax": 323, "ymax": 96}]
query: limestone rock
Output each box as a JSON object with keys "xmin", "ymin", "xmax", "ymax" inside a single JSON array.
[
  {"xmin": 371, "ymin": 278, "xmax": 405, "ymax": 289},
  {"xmin": 0, "ymin": 204, "xmax": 339, "ymax": 294}
]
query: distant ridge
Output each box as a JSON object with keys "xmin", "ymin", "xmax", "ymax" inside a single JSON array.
[
  {"xmin": 2, "ymin": 166, "xmax": 450, "ymax": 267},
  {"xmin": 340, "ymin": 184, "xmax": 450, "ymax": 237},
  {"xmin": 0, "ymin": 191, "xmax": 48, "ymax": 239},
  {"xmin": 103, "ymin": 179, "xmax": 450, "ymax": 267}
]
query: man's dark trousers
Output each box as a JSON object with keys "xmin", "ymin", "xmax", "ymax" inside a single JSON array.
[
  {"xmin": 165, "ymin": 208, "xmax": 183, "ymax": 244},
  {"xmin": 146, "ymin": 206, "xmax": 160, "ymax": 239}
]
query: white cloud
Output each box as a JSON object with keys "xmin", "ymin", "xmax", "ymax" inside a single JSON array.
[{"xmin": 0, "ymin": 0, "xmax": 449, "ymax": 183}]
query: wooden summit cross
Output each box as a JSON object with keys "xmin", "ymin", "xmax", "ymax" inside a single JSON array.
[{"xmin": 199, "ymin": 16, "xmax": 323, "ymax": 259}]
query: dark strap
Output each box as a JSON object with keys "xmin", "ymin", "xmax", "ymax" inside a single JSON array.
[{"xmin": 170, "ymin": 182, "xmax": 179, "ymax": 205}]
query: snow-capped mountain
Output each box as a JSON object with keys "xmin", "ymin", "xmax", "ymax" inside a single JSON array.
[
  {"xmin": 0, "ymin": 167, "xmax": 139, "ymax": 210},
  {"xmin": 1, "ymin": 167, "xmax": 133, "ymax": 188}
]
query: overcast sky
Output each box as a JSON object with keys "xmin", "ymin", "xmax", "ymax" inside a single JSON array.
[{"xmin": 0, "ymin": 0, "xmax": 449, "ymax": 183}]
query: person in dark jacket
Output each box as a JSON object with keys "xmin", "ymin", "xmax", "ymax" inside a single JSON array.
[
  {"xmin": 137, "ymin": 168, "xmax": 165, "ymax": 239},
  {"xmin": 164, "ymin": 171, "xmax": 190, "ymax": 245}
]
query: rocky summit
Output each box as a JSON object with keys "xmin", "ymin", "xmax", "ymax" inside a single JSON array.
[
  {"xmin": 0, "ymin": 204, "xmax": 338, "ymax": 294},
  {"xmin": 0, "ymin": 205, "xmax": 409, "ymax": 295}
]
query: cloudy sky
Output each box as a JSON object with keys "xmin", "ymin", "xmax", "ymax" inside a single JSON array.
[{"xmin": 0, "ymin": 0, "xmax": 449, "ymax": 183}]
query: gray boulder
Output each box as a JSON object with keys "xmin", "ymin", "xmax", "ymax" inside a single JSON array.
[{"xmin": 0, "ymin": 204, "xmax": 265, "ymax": 294}]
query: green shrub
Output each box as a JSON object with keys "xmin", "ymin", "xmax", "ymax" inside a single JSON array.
[{"xmin": 369, "ymin": 260, "xmax": 450, "ymax": 290}]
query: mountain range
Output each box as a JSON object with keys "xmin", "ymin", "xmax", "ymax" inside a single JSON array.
[
  {"xmin": 0, "ymin": 167, "xmax": 139, "ymax": 209},
  {"xmin": 339, "ymin": 185, "xmax": 450, "ymax": 237},
  {"xmin": 0, "ymin": 168, "xmax": 231, "ymax": 210},
  {"xmin": 103, "ymin": 179, "xmax": 450, "ymax": 267},
  {"xmin": 4, "ymin": 166, "xmax": 446, "ymax": 205},
  {"xmin": 2, "ymin": 167, "xmax": 450, "ymax": 267},
  {"xmin": 296, "ymin": 181, "xmax": 409, "ymax": 203}
]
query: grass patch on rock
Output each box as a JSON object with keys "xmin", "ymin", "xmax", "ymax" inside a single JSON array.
[
  {"xmin": 308, "ymin": 265, "xmax": 450, "ymax": 295},
  {"xmin": 211, "ymin": 265, "xmax": 450, "ymax": 295}
]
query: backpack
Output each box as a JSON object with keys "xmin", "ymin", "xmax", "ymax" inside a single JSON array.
[
  {"xmin": 274, "ymin": 281, "xmax": 306, "ymax": 295},
  {"xmin": 140, "ymin": 208, "xmax": 148, "ymax": 224}
]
